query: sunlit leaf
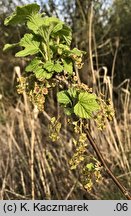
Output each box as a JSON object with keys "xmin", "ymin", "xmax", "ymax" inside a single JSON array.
[
  {"xmin": 15, "ymin": 34, "xmax": 40, "ymax": 57},
  {"xmin": 27, "ymin": 13, "xmax": 45, "ymax": 32},
  {"xmin": 74, "ymin": 102, "xmax": 92, "ymax": 118},
  {"xmin": 74, "ymin": 92, "xmax": 100, "ymax": 119},
  {"xmin": 59, "ymin": 25, "xmax": 72, "ymax": 45},
  {"xmin": 57, "ymin": 91, "xmax": 72, "ymax": 105},
  {"xmin": 25, "ymin": 58, "xmax": 41, "ymax": 72},
  {"xmin": 53, "ymin": 62, "xmax": 63, "ymax": 72},
  {"xmin": 86, "ymin": 163, "xmax": 95, "ymax": 171},
  {"xmin": 4, "ymin": 3, "xmax": 40, "ymax": 26},
  {"xmin": 34, "ymin": 67, "xmax": 53, "ymax": 79},
  {"xmin": 3, "ymin": 43, "xmax": 19, "ymax": 51},
  {"xmin": 67, "ymin": 88, "xmax": 77, "ymax": 98},
  {"xmin": 52, "ymin": 23, "xmax": 63, "ymax": 33},
  {"xmin": 43, "ymin": 61, "xmax": 54, "ymax": 72},
  {"xmin": 44, "ymin": 61, "xmax": 63, "ymax": 73},
  {"xmin": 71, "ymin": 48, "xmax": 83, "ymax": 56},
  {"xmin": 63, "ymin": 58, "xmax": 73, "ymax": 74}
]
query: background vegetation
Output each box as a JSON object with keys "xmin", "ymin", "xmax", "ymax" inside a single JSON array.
[{"xmin": 0, "ymin": 0, "xmax": 131, "ymax": 199}]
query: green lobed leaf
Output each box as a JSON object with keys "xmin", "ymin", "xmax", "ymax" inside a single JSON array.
[
  {"xmin": 63, "ymin": 58, "xmax": 73, "ymax": 74},
  {"xmin": 44, "ymin": 61, "xmax": 63, "ymax": 73},
  {"xmin": 34, "ymin": 16, "xmax": 62, "ymax": 38},
  {"xmin": 67, "ymin": 88, "xmax": 77, "ymax": 98},
  {"xmin": 28, "ymin": 16, "xmax": 60, "ymax": 40},
  {"xmin": 44, "ymin": 61, "xmax": 54, "ymax": 73},
  {"xmin": 43, "ymin": 61, "xmax": 54, "ymax": 72},
  {"xmin": 38, "ymin": 21, "xmax": 63, "ymax": 43},
  {"xmin": 25, "ymin": 58, "xmax": 41, "ymax": 72},
  {"xmin": 15, "ymin": 34, "xmax": 40, "ymax": 57},
  {"xmin": 27, "ymin": 13, "xmax": 45, "ymax": 33},
  {"xmin": 74, "ymin": 92, "xmax": 100, "ymax": 119},
  {"xmin": 57, "ymin": 91, "xmax": 72, "ymax": 105},
  {"xmin": 53, "ymin": 62, "xmax": 63, "ymax": 73},
  {"xmin": 26, "ymin": 59, "xmax": 53, "ymax": 79},
  {"xmin": 4, "ymin": 3, "xmax": 40, "ymax": 26},
  {"xmin": 25, "ymin": 58, "xmax": 53, "ymax": 79},
  {"xmin": 34, "ymin": 66, "xmax": 53, "ymax": 79},
  {"xmin": 50, "ymin": 24, "xmax": 72, "ymax": 45},
  {"xmin": 38, "ymin": 26, "xmax": 51, "ymax": 43},
  {"xmin": 74, "ymin": 102, "xmax": 92, "ymax": 119},
  {"xmin": 79, "ymin": 92, "xmax": 100, "ymax": 111},
  {"xmin": 52, "ymin": 23, "xmax": 63, "ymax": 34}
]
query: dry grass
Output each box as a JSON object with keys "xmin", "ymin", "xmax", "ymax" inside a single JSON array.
[
  {"xmin": 91, "ymin": 72, "xmax": 131, "ymax": 199},
  {"xmin": 0, "ymin": 68, "xmax": 130, "ymax": 200},
  {"xmin": 0, "ymin": 82, "xmax": 98, "ymax": 200}
]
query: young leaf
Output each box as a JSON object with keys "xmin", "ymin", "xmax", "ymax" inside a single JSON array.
[
  {"xmin": 63, "ymin": 47, "xmax": 86, "ymax": 58},
  {"xmin": 64, "ymin": 107, "xmax": 74, "ymax": 116},
  {"xmin": 25, "ymin": 60, "xmax": 53, "ymax": 79},
  {"xmin": 4, "ymin": 3, "xmax": 40, "ymax": 26},
  {"xmin": 52, "ymin": 23, "xmax": 63, "ymax": 34},
  {"xmin": 79, "ymin": 92, "xmax": 100, "ymax": 111},
  {"xmin": 25, "ymin": 58, "xmax": 53, "ymax": 79},
  {"xmin": 52, "ymin": 44, "xmax": 70, "ymax": 56},
  {"xmin": 63, "ymin": 35, "xmax": 72, "ymax": 46},
  {"xmin": 67, "ymin": 88, "xmax": 77, "ymax": 98},
  {"xmin": 3, "ymin": 43, "xmax": 19, "ymax": 51},
  {"xmin": 74, "ymin": 102, "xmax": 92, "ymax": 119},
  {"xmin": 34, "ymin": 67, "xmax": 53, "ymax": 79},
  {"xmin": 44, "ymin": 61, "xmax": 63, "ymax": 73},
  {"xmin": 59, "ymin": 25, "xmax": 72, "ymax": 45},
  {"xmin": 38, "ymin": 26, "xmax": 50, "ymax": 43},
  {"xmin": 15, "ymin": 34, "xmax": 40, "ymax": 57},
  {"xmin": 57, "ymin": 44, "xmax": 70, "ymax": 51},
  {"xmin": 53, "ymin": 62, "xmax": 63, "ymax": 73},
  {"xmin": 71, "ymin": 48, "xmax": 83, "ymax": 56},
  {"xmin": 43, "ymin": 61, "xmax": 54, "ymax": 72},
  {"xmin": 74, "ymin": 92, "xmax": 100, "ymax": 119},
  {"xmin": 63, "ymin": 58, "xmax": 73, "ymax": 74},
  {"xmin": 25, "ymin": 58, "xmax": 41, "ymax": 72},
  {"xmin": 39, "ymin": 21, "xmax": 63, "ymax": 43},
  {"xmin": 57, "ymin": 91, "xmax": 72, "ymax": 105},
  {"xmin": 86, "ymin": 163, "xmax": 95, "ymax": 171},
  {"xmin": 43, "ymin": 17, "xmax": 61, "ymax": 26},
  {"xmin": 27, "ymin": 13, "xmax": 45, "ymax": 33}
]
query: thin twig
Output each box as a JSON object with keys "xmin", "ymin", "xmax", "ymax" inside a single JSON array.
[
  {"xmin": 84, "ymin": 128, "xmax": 131, "ymax": 200},
  {"xmin": 111, "ymin": 37, "xmax": 119, "ymax": 100},
  {"xmin": 65, "ymin": 181, "xmax": 77, "ymax": 200},
  {"xmin": 88, "ymin": 2, "xmax": 96, "ymax": 84},
  {"xmin": 30, "ymin": 119, "xmax": 35, "ymax": 200}
]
